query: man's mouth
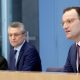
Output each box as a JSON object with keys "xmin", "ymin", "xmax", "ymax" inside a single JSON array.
[{"xmin": 65, "ymin": 30, "xmax": 70, "ymax": 33}]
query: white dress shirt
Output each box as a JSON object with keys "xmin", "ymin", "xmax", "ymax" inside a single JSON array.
[
  {"xmin": 14, "ymin": 40, "xmax": 25, "ymax": 65},
  {"xmin": 76, "ymin": 41, "xmax": 80, "ymax": 72}
]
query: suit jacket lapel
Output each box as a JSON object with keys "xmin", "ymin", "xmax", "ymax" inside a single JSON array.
[
  {"xmin": 71, "ymin": 44, "xmax": 77, "ymax": 72},
  {"xmin": 16, "ymin": 41, "xmax": 27, "ymax": 68},
  {"xmin": 9, "ymin": 49, "xmax": 16, "ymax": 70}
]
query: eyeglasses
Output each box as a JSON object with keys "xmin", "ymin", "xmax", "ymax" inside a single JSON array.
[
  {"xmin": 62, "ymin": 18, "xmax": 80, "ymax": 26},
  {"xmin": 8, "ymin": 32, "xmax": 25, "ymax": 37}
]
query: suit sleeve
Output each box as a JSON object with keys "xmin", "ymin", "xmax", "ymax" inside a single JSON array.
[{"xmin": 21, "ymin": 47, "xmax": 42, "ymax": 71}]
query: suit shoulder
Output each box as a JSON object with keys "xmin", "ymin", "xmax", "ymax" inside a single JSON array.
[
  {"xmin": 70, "ymin": 43, "xmax": 76, "ymax": 49},
  {"xmin": 22, "ymin": 42, "xmax": 38, "ymax": 52}
]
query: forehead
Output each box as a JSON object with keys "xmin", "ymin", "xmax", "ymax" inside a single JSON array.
[
  {"xmin": 62, "ymin": 9, "xmax": 79, "ymax": 20},
  {"xmin": 8, "ymin": 27, "xmax": 22, "ymax": 33}
]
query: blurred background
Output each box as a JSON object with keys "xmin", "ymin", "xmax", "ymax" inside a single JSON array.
[{"xmin": 0, "ymin": 0, "xmax": 80, "ymax": 71}]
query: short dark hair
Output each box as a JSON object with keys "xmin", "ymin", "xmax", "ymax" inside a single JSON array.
[
  {"xmin": 0, "ymin": 56, "xmax": 8, "ymax": 70},
  {"xmin": 63, "ymin": 7, "xmax": 80, "ymax": 18}
]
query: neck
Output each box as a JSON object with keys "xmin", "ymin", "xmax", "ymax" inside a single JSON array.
[{"xmin": 74, "ymin": 37, "xmax": 80, "ymax": 43}]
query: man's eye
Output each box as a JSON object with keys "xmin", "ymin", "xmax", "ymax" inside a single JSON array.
[{"xmin": 67, "ymin": 20, "xmax": 72, "ymax": 23}]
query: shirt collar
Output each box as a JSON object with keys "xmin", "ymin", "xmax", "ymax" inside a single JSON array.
[{"xmin": 76, "ymin": 41, "xmax": 80, "ymax": 46}]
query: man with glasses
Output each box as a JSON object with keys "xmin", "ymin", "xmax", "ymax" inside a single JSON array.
[
  {"xmin": 8, "ymin": 22, "xmax": 42, "ymax": 71},
  {"xmin": 62, "ymin": 7, "xmax": 80, "ymax": 73}
]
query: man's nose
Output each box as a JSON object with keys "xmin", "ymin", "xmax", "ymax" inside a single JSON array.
[
  {"xmin": 11, "ymin": 35, "xmax": 16, "ymax": 40},
  {"xmin": 63, "ymin": 23, "xmax": 69, "ymax": 29}
]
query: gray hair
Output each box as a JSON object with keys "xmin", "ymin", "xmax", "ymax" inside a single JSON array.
[{"xmin": 8, "ymin": 22, "xmax": 26, "ymax": 33}]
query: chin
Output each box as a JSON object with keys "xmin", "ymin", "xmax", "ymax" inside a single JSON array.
[
  {"xmin": 66, "ymin": 35, "xmax": 72, "ymax": 39},
  {"xmin": 11, "ymin": 44, "xmax": 17, "ymax": 47}
]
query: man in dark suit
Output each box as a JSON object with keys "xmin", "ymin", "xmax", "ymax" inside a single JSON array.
[
  {"xmin": 62, "ymin": 7, "xmax": 80, "ymax": 72},
  {"xmin": 8, "ymin": 22, "xmax": 42, "ymax": 71}
]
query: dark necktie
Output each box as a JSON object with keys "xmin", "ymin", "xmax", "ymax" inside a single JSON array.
[
  {"xmin": 9, "ymin": 50, "xmax": 17, "ymax": 70},
  {"xmin": 77, "ymin": 45, "xmax": 80, "ymax": 72}
]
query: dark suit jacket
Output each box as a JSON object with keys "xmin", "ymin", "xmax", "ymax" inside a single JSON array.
[
  {"xmin": 64, "ymin": 43, "xmax": 77, "ymax": 72},
  {"xmin": 8, "ymin": 41, "xmax": 42, "ymax": 71}
]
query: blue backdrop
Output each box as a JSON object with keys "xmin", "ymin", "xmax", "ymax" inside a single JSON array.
[{"xmin": 39, "ymin": 0, "xmax": 80, "ymax": 71}]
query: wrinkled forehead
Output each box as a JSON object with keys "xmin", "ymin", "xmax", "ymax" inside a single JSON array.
[{"xmin": 62, "ymin": 9, "xmax": 79, "ymax": 21}]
